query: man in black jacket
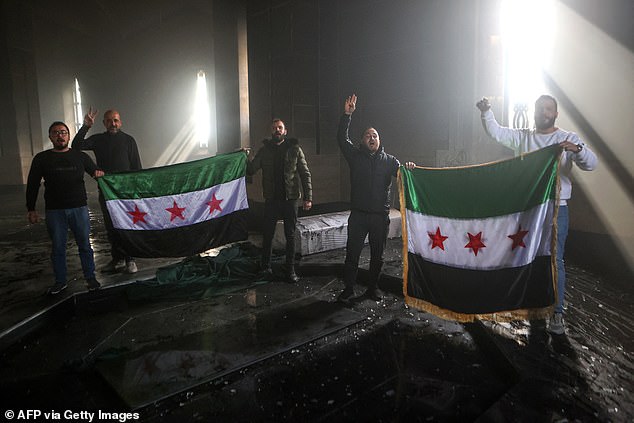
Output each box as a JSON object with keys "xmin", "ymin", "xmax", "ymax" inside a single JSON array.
[
  {"xmin": 247, "ymin": 119, "xmax": 312, "ymax": 283},
  {"xmin": 72, "ymin": 108, "xmax": 142, "ymax": 274},
  {"xmin": 337, "ymin": 94, "xmax": 415, "ymax": 301}
]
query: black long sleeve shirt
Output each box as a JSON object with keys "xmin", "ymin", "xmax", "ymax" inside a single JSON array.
[
  {"xmin": 26, "ymin": 149, "xmax": 98, "ymax": 211},
  {"xmin": 72, "ymin": 126, "xmax": 142, "ymax": 173}
]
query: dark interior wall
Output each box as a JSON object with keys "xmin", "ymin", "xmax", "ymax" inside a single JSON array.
[
  {"xmin": 29, "ymin": 0, "xmax": 243, "ymax": 169},
  {"xmin": 76, "ymin": 5, "xmax": 216, "ymax": 167},
  {"xmin": 213, "ymin": 0, "xmax": 242, "ymax": 155},
  {"xmin": 32, "ymin": 2, "xmax": 97, "ymax": 142},
  {"xmin": 1, "ymin": 0, "xmax": 42, "ymax": 184},
  {"xmin": 246, "ymin": 0, "xmax": 483, "ymax": 204}
]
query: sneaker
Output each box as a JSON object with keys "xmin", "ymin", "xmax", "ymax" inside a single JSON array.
[
  {"xmin": 548, "ymin": 313, "xmax": 565, "ymax": 335},
  {"xmin": 337, "ymin": 287, "xmax": 354, "ymax": 302},
  {"xmin": 364, "ymin": 287, "xmax": 382, "ymax": 301},
  {"xmin": 286, "ymin": 266, "xmax": 300, "ymax": 283},
  {"xmin": 48, "ymin": 283, "xmax": 67, "ymax": 295},
  {"xmin": 86, "ymin": 278, "xmax": 101, "ymax": 291},
  {"xmin": 125, "ymin": 260, "xmax": 138, "ymax": 274},
  {"xmin": 101, "ymin": 259, "xmax": 124, "ymax": 273}
]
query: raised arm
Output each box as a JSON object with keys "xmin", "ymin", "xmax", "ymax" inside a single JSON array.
[
  {"xmin": 476, "ymin": 97, "xmax": 523, "ymax": 152},
  {"xmin": 72, "ymin": 106, "xmax": 99, "ymax": 151},
  {"xmin": 337, "ymin": 94, "xmax": 359, "ymax": 160}
]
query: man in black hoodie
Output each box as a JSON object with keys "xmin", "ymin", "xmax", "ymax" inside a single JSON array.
[
  {"xmin": 73, "ymin": 108, "xmax": 142, "ymax": 274},
  {"xmin": 337, "ymin": 94, "xmax": 415, "ymax": 302}
]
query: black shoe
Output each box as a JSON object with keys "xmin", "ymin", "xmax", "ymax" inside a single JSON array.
[
  {"xmin": 337, "ymin": 287, "xmax": 354, "ymax": 302},
  {"xmin": 86, "ymin": 278, "xmax": 101, "ymax": 291},
  {"xmin": 364, "ymin": 287, "xmax": 382, "ymax": 301},
  {"xmin": 259, "ymin": 266, "xmax": 274, "ymax": 280},
  {"xmin": 48, "ymin": 283, "xmax": 68, "ymax": 295}
]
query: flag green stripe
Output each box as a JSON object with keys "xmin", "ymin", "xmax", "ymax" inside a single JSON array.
[
  {"xmin": 98, "ymin": 151, "xmax": 247, "ymax": 200},
  {"xmin": 401, "ymin": 145, "xmax": 560, "ymax": 219}
]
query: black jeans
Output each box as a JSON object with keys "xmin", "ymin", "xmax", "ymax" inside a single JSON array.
[
  {"xmin": 261, "ymin": 199, "xmax": 298, "ymax": 267},
  {"xmin": 343, "ymin": 209, "xmax": 390, "ymax": 289}
]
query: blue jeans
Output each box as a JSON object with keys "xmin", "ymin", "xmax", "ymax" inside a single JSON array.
[
  {"xmin": 45, "ymin": 206, "xmax": 96, "ymax": 284},
  {"xmin": 555, "ymin": 205, "xmax": 569, "ymax": 314}
]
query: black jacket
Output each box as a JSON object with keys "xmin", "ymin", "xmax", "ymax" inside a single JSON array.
[
  {"xmin": 247, "ymin": 137, "xmax": 312, "ymax": 201},
  {"xmin": 337, "ymin": 114, "xmax": 400, "ymax": 213}
]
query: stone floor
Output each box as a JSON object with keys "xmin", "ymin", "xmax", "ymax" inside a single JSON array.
[{"xmin": 0, "ymin": 185, "xmax": 632, "ymax": 422}]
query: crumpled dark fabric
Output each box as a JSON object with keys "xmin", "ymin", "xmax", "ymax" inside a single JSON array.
[{"xmin": 126, "ymin": 242, "xmax": 267, "ymax": 301}]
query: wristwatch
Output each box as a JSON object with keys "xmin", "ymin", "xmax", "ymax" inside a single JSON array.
[{"xmin": 575, "ymin": 143, "xmax": 583, "ymax": 153}]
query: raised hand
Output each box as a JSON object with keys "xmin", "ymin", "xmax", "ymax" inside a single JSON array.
[
  {"xmin": 84, "ymin": 106, "xmax": 98, "ymax": 127},
  {"xmin": 344, "ymin": 94, "xmax": 357, "ymax": 115},
  {"xmin": 476, "ymin": 97, "xmax": 491, "ymax": 112}
]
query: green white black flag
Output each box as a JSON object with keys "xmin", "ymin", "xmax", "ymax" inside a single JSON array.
[
  {"xmin": 97, "ymin": 151, "xmax": 249, "ymax": 258},
  {"xmin": 398, "ymin": 145, "xmax": 562, "ymax": 322}
]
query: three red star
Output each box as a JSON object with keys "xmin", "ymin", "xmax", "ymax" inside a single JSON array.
[
  {"xmin": 206, "ymin": 193, "xmax": 223, "ymax": 214},
  {"xmin": 428, "ymin": 227, "xmax": 449, "ymax": 250},
  {"xmin": 166, "ymin": 201, "xmax": 186, "ymax": 221},
  {"xmin": 465, "ymin": 232, "xmax": 486, "ymax": 256},
  {"xmin": 508, "ymin": 226, "xmax": 529, "ymax": 250},
  {"xmin": 127, "ymin": 205, "xmax": 148, "ymax": 225}
]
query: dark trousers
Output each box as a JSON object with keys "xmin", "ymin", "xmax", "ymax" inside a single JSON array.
[
  {"xmin": 261, "ymin": 199, "xmax": 298, "ymax": 267},
  {"xmin": 98, "ymin": 191, "xmax": 133, "ymax": 262},
  {"xmin": 344, "ymin": 209, "xmax": 390, "ymax": 289}
]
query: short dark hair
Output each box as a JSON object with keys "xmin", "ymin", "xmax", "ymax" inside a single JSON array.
[
  {"xmin": 271, "ymin": 118, "xmax": 285, "ymax": 126},
  {"xmin": 48, "ymin": 121, "xmax": 70, "ymax": 133},
  {"xmin": 536, "ymin": 94, "xmax": 558, "ymax": 111}
]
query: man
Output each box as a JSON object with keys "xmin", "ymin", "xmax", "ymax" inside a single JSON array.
[
  {"xmin": 337, "ymin": 94, "xmax": 415, "ymax": 302},
  {"xmin": 476, "ymin": 94, "xmax": 597, "ymax": 335},
  {"xmin": 26, "ymin": 121, "xmax": 104, "ymax": 294},
  {"xmin": 73, "ymin": 108, "xmax": 142, "ymax": 274},
  {"xmin": 246, "ymin": 118, "xmax": 313, "ymax": 283}
]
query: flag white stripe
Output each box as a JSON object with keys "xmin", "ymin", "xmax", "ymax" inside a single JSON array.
[
  {"xmin": 106, "ymin": 177, "xmax": 248, "ymax": 231},
  {"xmin": 406, "ymin": 201, "xmax": 554, "ymax": 270}
]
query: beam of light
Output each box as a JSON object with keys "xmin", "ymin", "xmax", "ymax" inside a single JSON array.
[
  {"xmin": 73, "ymin": 78, "xmax": 83, "ymax": 133},
  {"xmin": 153, "ymin": 119, "xmax": 198, "ymax": 167},
  {"xmin": 548, "ymin": 2, "xmax": 634, "ymax": 273},
  {"xmin": 195, "ymin": 70, "xmax": 211, "ymax": 149},
  {"xmin": 501, "ymin": 0, "xmax": 555, "ymax": 125}
]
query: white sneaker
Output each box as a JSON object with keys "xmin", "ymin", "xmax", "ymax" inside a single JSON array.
[
  {"xmin": 548, "ymin": 313, "xmax": 565, "ymax": 335},
  {"xmin": 125, "ymin": 260, "xmax": 138, "ymax": 274}
]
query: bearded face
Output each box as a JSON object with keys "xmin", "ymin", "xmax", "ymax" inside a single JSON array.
[
  {"xmin": 271, "ymin": 120, "xmax": 287, "ymax": 142},
  {"xmin": 361, "ymin": 127, "xmax": 380, "ymax": 153},
  {"xmin": 534, "ymin": 98, "xmax": 558, "ymax": 132},
  {"xmin": 49, "ymin": 125, "xmax": 70, "ymax": 150}
]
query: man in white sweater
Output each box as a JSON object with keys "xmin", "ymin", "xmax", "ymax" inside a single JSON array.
[{"xmin": 476, "ymin": 94, "xmax": 598, "ymax": 335}]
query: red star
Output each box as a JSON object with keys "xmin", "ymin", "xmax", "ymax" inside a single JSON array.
[
  {"xmin": 428, "ymin": 227, "xmax": 448, "ymax": 250},
  {"xmin": 508, "ymin": 226, "xmax": 529, "ymax": 250},
  {"xmin": 127, "ymin": 205, "xmax": 148, "ymax": 225},
  {"xmin": 206, "ymin": 193, "xmax": 223, "ymax": 214},
  {"xmin": 166, "ymin": 200, "xmax": 186, "ymax": 221},
  {"xmin": 464, "ymin": 232, "xmax": 486, "ymax": 256}
]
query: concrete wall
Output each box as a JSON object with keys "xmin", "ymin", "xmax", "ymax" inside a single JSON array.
[{"xmin": 0, "ymin": 1, "xmax": 42, "ymax": 185}]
